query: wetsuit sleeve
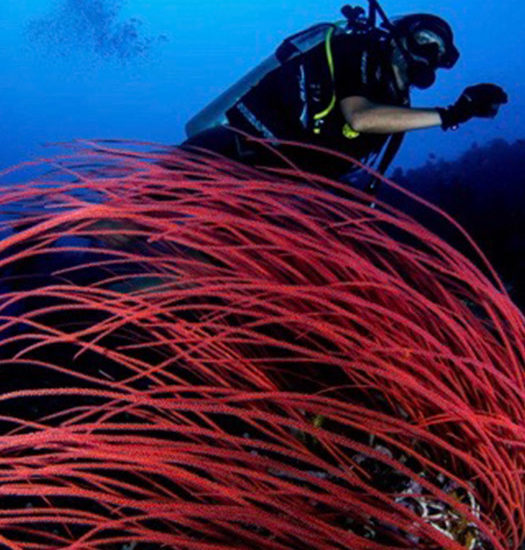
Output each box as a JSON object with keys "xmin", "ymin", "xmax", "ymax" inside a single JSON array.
[{"xmin": 331, "ymin": 35, "xmax": 370, "ymax": 99}]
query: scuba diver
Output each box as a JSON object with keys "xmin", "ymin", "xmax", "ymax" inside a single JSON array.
[{"xmin": 182, "ymin": 1, "xmax": 508, "ymax": 188}]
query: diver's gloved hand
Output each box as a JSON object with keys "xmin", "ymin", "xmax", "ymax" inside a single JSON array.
[{"xmin": 437, "ymin": 84, "xmax": 508, "ymax": 130}]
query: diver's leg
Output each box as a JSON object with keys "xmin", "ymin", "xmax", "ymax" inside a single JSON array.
[
  {"xmin": 181, "ymin": 126, "xmax": 284, "ymax": 171},
  {"xmin": 180, "ymin": 126, "xmax": 245, "ymax": 162}
]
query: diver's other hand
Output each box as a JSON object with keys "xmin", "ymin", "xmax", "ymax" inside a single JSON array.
[{"xmin": 437, "ymin": 84, "xmax": 508, "ymax": 130}]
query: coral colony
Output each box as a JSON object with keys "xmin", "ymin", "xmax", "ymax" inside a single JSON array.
[{"xmin": 0, "ymin": 142, "xmax": 523, "ymax": 549}]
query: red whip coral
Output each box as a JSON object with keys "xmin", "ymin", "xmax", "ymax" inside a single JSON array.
[{"xmin": 0, "ymin": 141, "xmax": 522, "ymax": 549}]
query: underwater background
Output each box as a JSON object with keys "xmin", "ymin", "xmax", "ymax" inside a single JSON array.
[{"xmin": 0, "ymin": 0, "xmax": 524, "ymax": 170}]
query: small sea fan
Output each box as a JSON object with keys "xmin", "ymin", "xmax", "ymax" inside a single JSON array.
[{"xmin": 0, "ymin": 141, "xmax": 523, "ymax": 549}]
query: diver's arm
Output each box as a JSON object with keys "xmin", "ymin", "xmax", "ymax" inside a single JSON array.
[
  {"xmin": 340, "ymin": 96, "xmax": 441, "ymax": 134},
  {"xmin": 341, "ymin": 84, "xmax": 509, "ymax": 134}
]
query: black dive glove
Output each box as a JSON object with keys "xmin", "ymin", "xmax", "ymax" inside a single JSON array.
[{"xmin": 437, "ymin": 84, "xmax": 508, "ymax": 130}]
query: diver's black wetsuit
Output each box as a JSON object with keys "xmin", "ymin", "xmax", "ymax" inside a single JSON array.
[{"xmin": 182, "ymin": 33, "xmax": 409, "ymax": 180}]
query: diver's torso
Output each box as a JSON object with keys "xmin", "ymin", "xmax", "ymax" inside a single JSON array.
[{"xmin": 227, "ymin": 33, "xmax": 409, "ymax": 163}]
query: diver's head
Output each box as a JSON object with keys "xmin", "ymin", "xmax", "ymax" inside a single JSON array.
[{"xmin": 388, "ymin": 14, "xmax": 460, "ymax": 89}]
